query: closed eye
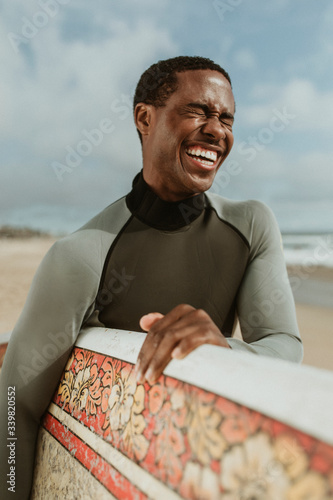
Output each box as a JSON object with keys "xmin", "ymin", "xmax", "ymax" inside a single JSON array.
[
  {"xmin": 219, "ymin": 113, "xmax": 234, "ymax": 128},
  {"xmin": 181, "ymin": 103, "xmax": 234, "ymax": 128},
  {"xmin": 183, "ymin": 106, "xmax": 206, "ymax": 116},
  {"xmin": 220, "ymin": 118, "xmax": 233, "ymax": 128}
]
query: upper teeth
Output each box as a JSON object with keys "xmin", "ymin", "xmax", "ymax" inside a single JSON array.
[{"xmin": 186, "ymin": 148, "xmax": 217, "ymax": 162}]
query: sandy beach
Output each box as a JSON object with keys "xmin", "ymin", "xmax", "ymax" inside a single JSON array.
[{"xmin": 1, "ymin": 236, "xmax": 333, "ymax": 372}]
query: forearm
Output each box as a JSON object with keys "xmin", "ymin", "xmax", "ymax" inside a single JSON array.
[
  {"xmin": 0, "ymin": 328, "xmax": 75, "ymax": 499},
  {"xmin": 227, "ymin": 332, "xmax": 303, "ymax": 363}
]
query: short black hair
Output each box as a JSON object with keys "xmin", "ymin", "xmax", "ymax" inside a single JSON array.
[
  {"xmin": 134, "ymin": 55, "xmax": 231, "ymax": 110},
  {"xmin": 133, "ymin": 56, "xmax": 232, "ymax": 142}
]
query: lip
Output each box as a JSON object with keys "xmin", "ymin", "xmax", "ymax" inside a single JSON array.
[{"xmin": 185, "ymin": 153, "xmax": 217, "ymax": 171}]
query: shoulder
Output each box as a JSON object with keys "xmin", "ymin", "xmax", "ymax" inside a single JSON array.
[
  {"xmin": 205, "ymin": 193, "xmax": 281, "ymax": 251},
  {"xmin": 42, "ymin": 196, "xmax": 132, "ymax": 274},
  {"xmin": 78, "ymin": 196, "xmax": 131, "ymax": 233}
]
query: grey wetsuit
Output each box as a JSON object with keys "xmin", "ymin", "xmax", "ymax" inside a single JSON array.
[{"xmin": 0, "ymin": 171, "xmax": 302, "ymax": 498}]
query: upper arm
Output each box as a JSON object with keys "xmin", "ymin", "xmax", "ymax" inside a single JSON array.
[{"xmin": 236, "ymin": 201, "xmax": 302, "ymax": 360}]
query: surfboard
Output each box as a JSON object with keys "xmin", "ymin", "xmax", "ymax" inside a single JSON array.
[
  {"xmin": 0, "ymin": 332, "xmax": 10, "ymax": 371},
  {"xmin": 28, "ymin": 327, "xmax": 333, "ymax": 499}
]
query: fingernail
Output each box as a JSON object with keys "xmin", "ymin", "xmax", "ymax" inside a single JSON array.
[
  {"xmin": 134, "ymin": 364, "xmax": 143, "ymax": 382},
  {"xmin": 145, "ymin": 368, "xmax": 155, "ymax": 385},
  {"xmin": 172, "ymin": 347, "xmax": 181, "ymax": 359}
]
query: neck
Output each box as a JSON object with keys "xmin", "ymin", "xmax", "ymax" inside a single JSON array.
[
  {"xmin": 126, "ymin": 171, "xmax": 206, "ymax": 230},
  {"xmin": 142, "ymin": 168, "xmax": 198, "ymax": 202}
]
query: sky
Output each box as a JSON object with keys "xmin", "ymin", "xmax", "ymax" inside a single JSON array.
[{"xmin": 1, "ymin": 0, "xmax": 333, "ymax": 234}]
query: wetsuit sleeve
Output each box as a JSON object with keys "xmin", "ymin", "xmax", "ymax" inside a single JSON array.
[
  {"xmin": 0, "ymin": 234, "xmax": 101, "ymax": 499},
  {"xmin": 227, "ymin": 201, "xmax": 303, "ymax": 362}
]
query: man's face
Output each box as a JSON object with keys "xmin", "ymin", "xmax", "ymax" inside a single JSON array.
[{"xmin": 140, "ymin": 69, "xmax": 235, "ymax": 201}]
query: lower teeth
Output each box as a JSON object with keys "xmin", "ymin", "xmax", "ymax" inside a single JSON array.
[{"xmin": 187, "ymin": 154, "xmax": 214, "ymax": 166}]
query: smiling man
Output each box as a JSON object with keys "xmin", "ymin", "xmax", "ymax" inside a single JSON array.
[
  {"xmin": 0, "ymin": 56, "xmax": 303, "ymax": 499},
  {"xmin": 128, "ymin": 57, "xmax": 302, "ymax": 384},
  {"xmin": 135, "ymin": 68, "xmax": 234, "ymax": 199}
]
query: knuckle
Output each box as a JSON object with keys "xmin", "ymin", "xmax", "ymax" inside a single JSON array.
[
  {"xmin": 152, "ymin": 339, "xmax": 160, "ymax": 349},
  {"xmin": 168, "ymin": 326, "xmax": 177, "ymax": 335},
  {"xmin": 137, "ymin": 352, "xmax": 147, "ymax": 366},
  {"xmin": 174, "ymin": 303, "xmax": 194, "ymax": 313},
  {"xmin": 194, "ymin": 308, "xmax": 208, "ymax": 320},
  {"xmin": 179, "ymin": 337, "xmax": 190, "ymax": 350},
  {"xmin": 146, "ymin": 328, "xmax": 165, "ymax": 348},
  {"xmin": 149, "ymin": 325, "xmax": 162, "ymax": 337},
  {"xmin": 170, "ymin": 325, "xmax": 191, "ymax": 341}
]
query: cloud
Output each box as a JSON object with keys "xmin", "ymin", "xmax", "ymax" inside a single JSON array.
[
  {"xmin": 0, "ymin": 2, "xmax": 178, "ymax": 219},
  {"xmin": 1, "ymin": 0, "xmax": 332, "ymax": 233},
  {"xmin": 233, "ymin": 48, "xmax": 257, "ymax": 71},
  {"xmin": 239, "ymin": 78, "xmax": 333, "ymax": 136},
  {"xmin": 2, "ymin": 18, "xmax": 177, "ymax": 148},
  {"xmin": 211, "ymin": 146, "xmax": 333, "ymax": 231}
]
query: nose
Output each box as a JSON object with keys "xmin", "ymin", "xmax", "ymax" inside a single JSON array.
[{"xmin": 201, "ymin": 116, "xmax": 226, "ymax": 141}]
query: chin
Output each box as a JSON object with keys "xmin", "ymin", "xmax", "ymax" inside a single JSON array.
[{"xmin": 188, "ymin": 171, "xmax": 215, "ymax": 193}]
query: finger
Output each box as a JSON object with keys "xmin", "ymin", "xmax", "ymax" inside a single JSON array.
[
  {"xmin": 171, "ymin": 328, "xmax": 229, "ymax": 360},
  {"xmin": 145, "ymin": 354, "xmax": 172, "ymax": 385},
  {"xmin": 135, "ymin": 328, "xmax": 164, "ymax": 383},
  {"xmin": 143, "ymin": 322, "xmax": 200, "ymax": 384},
  {"xmin": 139, "ymin": 312, "xmax": 164, "ymax": 332},
  {"xmin": 135, "ymin": 306, "xmax": 194, "ymax": 383},
  {"xmin": 137, "ymin": 307, "xmax": 203, "ymax": 384},
  {"xmin": 152, "ymin": 307, "xmax": 209, "ymax": 342},
  {"xmin": 148, "ymin": 304, "xmax": 196, "ymax": 335}
]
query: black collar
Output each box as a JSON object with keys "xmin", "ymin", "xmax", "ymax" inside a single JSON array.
[{"xmin": 126, "ymin": 171, "xmax": 206, "ymax": 230}]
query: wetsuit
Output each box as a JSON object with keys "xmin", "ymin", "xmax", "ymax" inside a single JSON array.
[{"xmin": 0, "ymin": 171, "xmax": 302, "ymax": 498}]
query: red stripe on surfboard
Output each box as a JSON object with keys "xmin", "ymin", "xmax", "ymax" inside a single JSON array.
[
  {"xmin": 0, "ymin": 343, "xmax": 8, "ymax": 368},
  {"xmin": 43, "ymin": 412, "xmax": 148, "ymax": 500}
]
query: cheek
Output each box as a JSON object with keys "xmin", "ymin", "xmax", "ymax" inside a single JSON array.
[{"xmin": 227, "ymin": 130, "xmax": 234, "ymax": 150}]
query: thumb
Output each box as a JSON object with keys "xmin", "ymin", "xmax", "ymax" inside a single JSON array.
[{"xmin": 139, "ymin": 312, "xmax": 164, "ymax": 331}]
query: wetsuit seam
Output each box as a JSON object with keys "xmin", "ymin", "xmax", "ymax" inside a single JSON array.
[
  {"xmin": 208, "ymin": 206, "xmax": 251, "ymax": 250},
  {"xmin": 95, "ymin": 214, "xmax": 135, "ymax": 309},
  {"xmin": 126, "ymin": 211, "xmax": 193, "ymax": 231}
]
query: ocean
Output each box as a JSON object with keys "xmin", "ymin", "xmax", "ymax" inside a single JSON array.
[
  {"xmin": 282, "ymin": 233, "xmax": 333, "ymax": 308},
  {"xmin": 282, "ymin": 233, "xmax": 333, "ymax": 269}
]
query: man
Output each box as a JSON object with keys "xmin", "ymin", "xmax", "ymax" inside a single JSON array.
[{"xmin": 0, "ymin": 56, "xmax": 302, "ymax": 498}]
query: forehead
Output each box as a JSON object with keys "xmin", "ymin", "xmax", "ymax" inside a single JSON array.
[{"xmin": 169, "ymin": 69, "xmax": 235, "ymax": 113}]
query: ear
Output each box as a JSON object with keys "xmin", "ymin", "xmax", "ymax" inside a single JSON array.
[{"xmin": 134, "ymin": 103, "xmax": 154, "ymax": 137}]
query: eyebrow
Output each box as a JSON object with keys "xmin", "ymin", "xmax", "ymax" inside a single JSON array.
[{"xmin": 186, "ymin": 102, "xmax": 235, "ymax": 121}]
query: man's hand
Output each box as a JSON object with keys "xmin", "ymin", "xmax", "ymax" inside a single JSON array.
[{"xmin": 134, "ymin": 304, "xmax": 230, "ymax": 385}]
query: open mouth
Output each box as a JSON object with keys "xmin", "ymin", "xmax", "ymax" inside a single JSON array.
[{"xmin": 185, "ymin": 146, "xmax": 218, "ymax": 168}]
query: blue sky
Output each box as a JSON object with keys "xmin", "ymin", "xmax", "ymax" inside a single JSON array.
[{"xmin": 1, "ymin": 0, "xmax": 333, "ymax": 233}]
